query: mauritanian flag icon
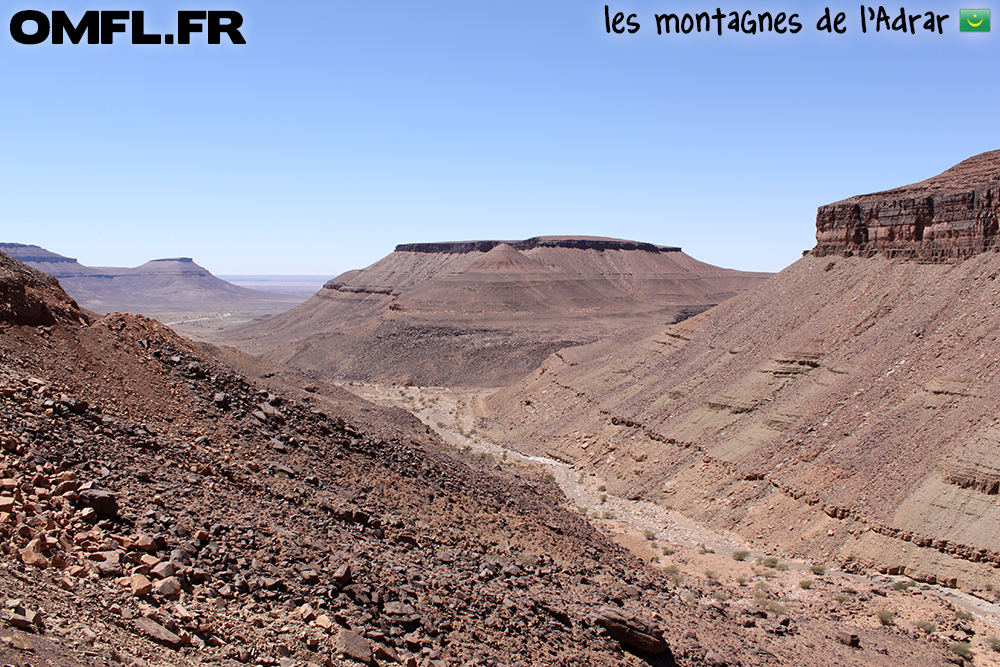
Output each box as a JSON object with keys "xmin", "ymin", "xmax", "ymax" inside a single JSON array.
[{"xmin": 960, "ymin": 9, "xmax": 990, "ymax": 31}]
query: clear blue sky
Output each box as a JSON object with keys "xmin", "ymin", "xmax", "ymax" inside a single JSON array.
[{"xmin": 2, "ymin": 2, "xmax": 996, "ymax": 275}]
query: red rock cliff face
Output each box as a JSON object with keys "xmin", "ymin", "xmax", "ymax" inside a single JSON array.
[{"xmin": 813, "ymin": 150, "xmax": 1000, "ymax": 260}]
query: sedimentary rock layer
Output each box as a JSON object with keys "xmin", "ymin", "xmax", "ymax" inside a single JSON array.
[{"xmin": 813, "ymin": 149, "xmax": 1000, "ymax": 260}]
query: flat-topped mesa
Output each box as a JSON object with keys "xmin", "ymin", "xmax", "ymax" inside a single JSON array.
[
  {"xmin": 0, "ymin": 243, "xmax": 80, "ymax": 265},
  {"xmin": 812, "ymin": 149, "xmax": 1000, "ymax": 261},
  {"xmin": 395, "ymin": 236, "xmax": 682, "ymax": 254}
]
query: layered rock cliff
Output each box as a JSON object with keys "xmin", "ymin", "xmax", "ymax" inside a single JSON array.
[{"xmin": 813, "ymin": 149, "xmax": 1000, "ymax": 260}]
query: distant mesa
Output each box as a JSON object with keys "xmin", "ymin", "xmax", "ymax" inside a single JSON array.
[
  {"xmin": 813, "ymin": 148, "xmax": 1000, "ymax": 260},
  {"xmin": 225, "ymin": 235, "xmax": 772, "ymax": 387},
  {"xmin": 0, "ymin": 243, "xmax": 302, "ymax": 317}
]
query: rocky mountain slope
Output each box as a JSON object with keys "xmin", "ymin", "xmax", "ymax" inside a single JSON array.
[
  {"xmin": 222, "ymin": 237, "xmax": 771, "ymax": 387},
  {"xmin": 1, "ymin": 244, "xmax": 304, "ymax": 317},
  {"xmin": 0, "ymin": 254, "xmax": 964, "ymax": 667},
  {"xmin": 482, "ymin": 151, "xmax": 1000, "ymax": 596}
]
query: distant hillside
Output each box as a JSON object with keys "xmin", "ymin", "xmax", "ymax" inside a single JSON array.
[
  {"xmin": 483, "ymin": 151, "xmax": 1000, "ymax": 592},
  {"xmin": 223, "ymin": 236, "xmax": 772, "ymax": 386},
  {"xmin": 0, "ymin": 243, "xmax": 304, "ymax": 316}
]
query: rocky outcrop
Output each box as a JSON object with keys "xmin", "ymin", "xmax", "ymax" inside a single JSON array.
[
  {"xmin": 813, "ymin": 149, "xmax": 1000, "ymax": 260},
  {"xmin": 0, "ymin": 251, "xmax": 87, "ymax": 327},
  {"xmin": 591, "ymin": 606, "xmax": 669, "ymax": 654}
]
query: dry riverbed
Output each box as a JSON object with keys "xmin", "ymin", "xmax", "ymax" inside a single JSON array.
[{"xmin": 348, "ymin": 381, "xmax": 1000, "ymax": 665}]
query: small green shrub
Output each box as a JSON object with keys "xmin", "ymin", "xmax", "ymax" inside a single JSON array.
[
  {"xmin": 663, "ymin": 565, "xmax": 683, "ymax": 586},
  {"xmin": 736, "ymin": 577, "xmax": 747, "ymax": 586},
  {"xmin": 799, "ymin": 580, "xmax": 813, "ymax": 590},
  {"xmin": 732, "ymin": 550, "xmax": 751, "ymax": 561},
  {"xmin": 436, "ymin": 421, "xmax": 445, "ymax": 428},
  {"xmin": 810, "ymin": 565, "xmax": 826, "ymax": 575},
  {"xmin": 949, "ymin": 642, "xmax": 973, "ymax": 659},
  {"xmin": 892, "ymin": 579, "xmax": 916, "ymax": 591},
  {"xmin": 875, "ymin": 610, "xmax": 895, "ymax": 626},
  {"xmin": 643, "ymin": 529, "xmax": 657, "ymax": 540},
  {"xmin": 600, "ymin": 493, "xmax": 608, "ymax": 504},
  {"xmin": 956, "ymin": 609, "xmax": 974, "ymax": 621},
  {"xmin": 661, "ymin": 547, "xmax": 674, "ymax": 556},
  {"xmin": 713, "ymin": 590, "xmax": 730, "ymax": 601},
  {"xmin": 764, "ymin": 600, "xmax": 788, "ymax": 616},
  {"xmin": 761, "ymin": 569, "xmax": 777, "ymax": 580},
  {"xmin": 776, "ymin": 563, "xmax": 789, "ymax": 572},
  {"xmin": 698, "ymin": 542, "xmax": 715, "ymax": 555},
  {"xmin": 544, "ymin": 472, "xmax": 555, "ymax": 482},
  {"xmin": 843, "ymin": 587, "xmax": 856, "ymax": 595},
  {"xmin": 915, "ymin": 620, "xmax": 937, "ymax": 635},
  {"xmin": 704, "ymin": 570, "xmax": 719, "ymax": 581},
  {"xmin": 986, "ymin": 634, "xmax": 1000, "ymax": 652},
  {"xmin": 597, "ymin": 484, "xmax": 606, "ymax": 492},
  {"xmin": 834, "ymin": 594, "xmax": 848, "ymax": 603}
]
